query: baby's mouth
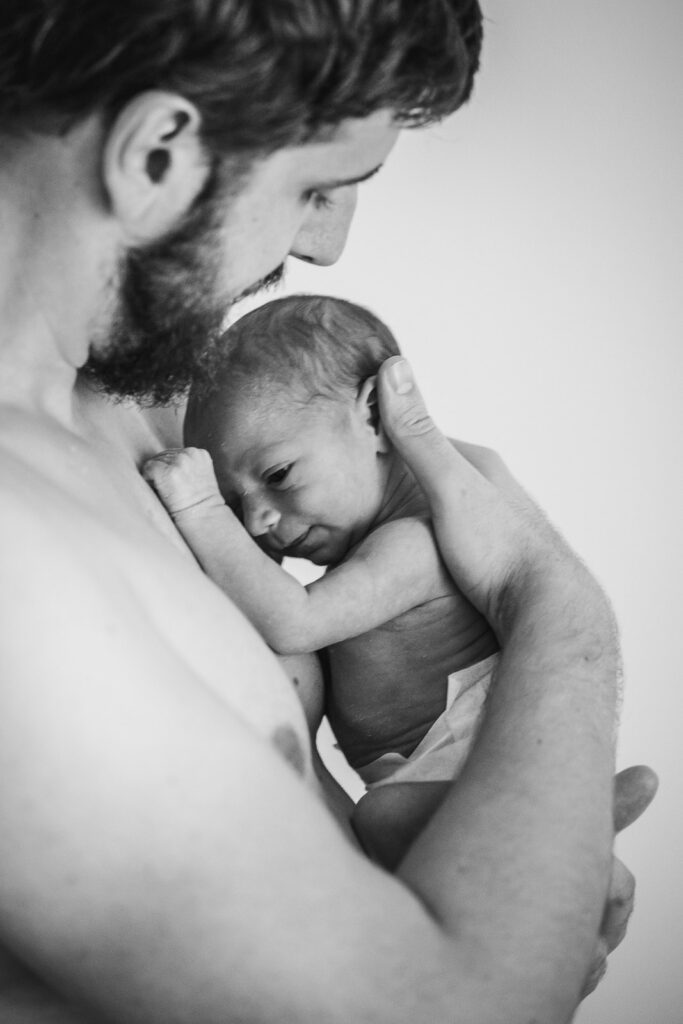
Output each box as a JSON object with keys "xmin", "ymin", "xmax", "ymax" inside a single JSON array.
[
  {"xmin": 279, "ymin": 529, "xmax": 312, "ymax": 558},
  {"xmin": 256, "ymin": 529, "xmax": 311, "ymax": 560}
]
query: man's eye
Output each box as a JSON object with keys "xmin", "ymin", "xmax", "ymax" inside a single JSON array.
[
  {"xmin": 265, "ymin": 465, "xmax": 292, "ymax": 486},
  {"xmin": 303, "ymin": 189, "xmax": 333, "ymax": 210}
]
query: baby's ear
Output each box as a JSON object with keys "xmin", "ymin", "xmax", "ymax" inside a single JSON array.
[{"xmin": 357, "ymin": 376, "xmax": 390, "ymax": 453}]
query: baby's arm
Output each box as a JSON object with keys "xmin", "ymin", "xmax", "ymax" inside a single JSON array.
[{"xmin": 143, "ymin": 448, "xmax": 449, "ymax": 654}]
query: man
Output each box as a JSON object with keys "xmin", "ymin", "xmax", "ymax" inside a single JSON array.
[{"xmin": 0, "ymin": 3, "xmax": 655, "ymax": 1022}]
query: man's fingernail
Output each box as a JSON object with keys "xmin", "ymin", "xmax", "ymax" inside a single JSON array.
[{"xmin": 387, "ymin": 358, "xmax": 414, "ymax": 395}]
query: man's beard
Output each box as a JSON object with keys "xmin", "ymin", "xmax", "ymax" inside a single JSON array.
[{"xmin": 81, "ymin": 171, "xmax": 284, "ymax": 407}]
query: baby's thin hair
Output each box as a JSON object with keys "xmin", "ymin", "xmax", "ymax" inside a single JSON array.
[{"xmin": 185, "ymin": 294, "xmax": 400, "ymax": 447}]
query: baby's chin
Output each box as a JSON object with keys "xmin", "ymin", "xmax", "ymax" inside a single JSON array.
[
  {"xmin": 307, "ymin": 551, "xmax": 333, "ymax": 567},
  {"xmin": 291, "ymin": 538, "xmax": 346, "ymax": 569},
  {"xmin": 307, "ymin": 536, "xmax": 354, "ymax": 569},
  {"xmin": 262, "ymin": 525, "xmax": 354, "ymax": 568}
]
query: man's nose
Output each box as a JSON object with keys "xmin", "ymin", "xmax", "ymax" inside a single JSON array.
[
  {"xmin": 241, "ymin": 495, "xmax": 280, "ymax": 537},
  {"xmin": 290, "ymin": 186, "xmax": 358, "ymax": 267}
]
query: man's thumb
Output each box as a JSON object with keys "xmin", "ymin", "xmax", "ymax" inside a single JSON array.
[
  {"xmin": 377, "ymin": 358, "xmax": 434, "ymax": 435},
  {"xmin": 613, "ymin": 765, "xmax": 659, "ymax": 833},
  {"xmin": 377, "ymin": 357, "xmax": 456, "ymax": 498}
]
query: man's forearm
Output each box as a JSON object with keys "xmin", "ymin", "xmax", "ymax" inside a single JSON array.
[{"xmin": 399, "ymin": 561, "xmax": 618, "ymax": 1023}]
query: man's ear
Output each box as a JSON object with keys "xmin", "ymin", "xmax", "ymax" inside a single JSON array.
[
  {"xmin": 102, "ymin": 91, "xmax": 211, "ymax": 244},
  {"xmin": 357, "ymin": 376, "xmax": 390, "ymax": 453}
]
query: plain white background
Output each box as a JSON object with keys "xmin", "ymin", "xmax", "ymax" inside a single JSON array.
[{"xmin": 240, "ymin": 2, "xmax": 683, "ymax": 1020}]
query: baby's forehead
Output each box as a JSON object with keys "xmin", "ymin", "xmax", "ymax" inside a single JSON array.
[
  {"xmin": 229, "ymin": 367, "xmax": 347, "ymax": 412},
  {"xmin": 225, "ymin": 379, "xmax": 355, "ymax": 447},
  {"xmin": 221, "ymin": 376, "xmax": 308, "ymax": 423}
]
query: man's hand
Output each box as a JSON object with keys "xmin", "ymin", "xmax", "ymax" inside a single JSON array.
[
  {"xmin": 582, "ymin": 765, "xmax": 659, "ymax": 996},
  {"xmin": 143, "ymin": 447, "xmax": 225, "ymax": 518},
  {"xmin": 376, "ymin": 356, "xmax": 598, "ymax": 636}
]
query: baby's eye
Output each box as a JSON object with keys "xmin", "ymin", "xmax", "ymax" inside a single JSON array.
[{"xmin": 265, "ymin": 465, "xmax": 292, "ymax": 487}]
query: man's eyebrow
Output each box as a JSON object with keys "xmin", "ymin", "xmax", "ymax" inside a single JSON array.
[{"xmin": 315, "ymin": 164, "xmax": 383, "ymax": 190}]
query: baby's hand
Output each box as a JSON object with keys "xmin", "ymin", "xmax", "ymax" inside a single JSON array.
[{"xmin": 143, "ymin": 447, "xmax": 224, "ymax": 518}]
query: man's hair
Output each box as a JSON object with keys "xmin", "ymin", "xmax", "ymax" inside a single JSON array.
[
  {"xmin": 184, "ymin": 294, "xmax": 400, "ymax": 446},
  {"xmin": 0, "ymin": 0, "xmax": 483, "ymax": 152}
]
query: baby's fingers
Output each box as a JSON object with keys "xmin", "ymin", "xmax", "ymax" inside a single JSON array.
[
  {"xmin": 141, "ymin": 446, "xmax": 190, "ymax": 478},
  {"xmin": 142, "ymin": 447, "xmax": 221, "ymax": 515},
  {"xmin": 142, "ymin": 451, "xmax": 175, "ymax": 490}
]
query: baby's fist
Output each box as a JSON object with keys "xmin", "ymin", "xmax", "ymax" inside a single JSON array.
[{"xmin": 143, "ymin": 447, "xmax": 223, "ymax": 517}]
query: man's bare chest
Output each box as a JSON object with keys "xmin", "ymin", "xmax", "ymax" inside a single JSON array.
[{"xmin": 1, "ymin": 405, "xmax": 314, "ymax": 776}]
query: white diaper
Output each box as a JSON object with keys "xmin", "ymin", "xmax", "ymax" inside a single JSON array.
[{"xmin": 357, "ymin": 653, "xmax": 499, "ymax": 790}]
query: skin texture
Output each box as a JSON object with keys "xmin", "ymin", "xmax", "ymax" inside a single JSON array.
[
  {"xmin": 143, "ymin": 378, "xmax": 499, "ymax": 868},
  {"xmin": 142, "ymin": 383, "xmax": 657, "ymax": 880},
  {"xmin": 375, "ymin": 358, "xmax": 659, "ymax": 993},
  {"xmin": 0, "ymin": 90, "xmax": 657, "ymax": 1023}
]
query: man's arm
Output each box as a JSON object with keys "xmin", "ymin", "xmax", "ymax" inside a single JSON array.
[
  {"xmin": 376, "ymin": 357, "xmax": 621, "ymax": 1017},
  {"xmin": 144, "ymin": 448, "xmax": 447, "ymax": 653}
]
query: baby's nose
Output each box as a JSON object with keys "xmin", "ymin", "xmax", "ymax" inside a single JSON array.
[{"xmin": 242, "ymin": 496, "xmax": 280, "ymax": 537}]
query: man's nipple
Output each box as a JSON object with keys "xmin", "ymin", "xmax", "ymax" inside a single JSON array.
[{"xmin": 270, "ymin": 724, "xmax": 306, "ymax": 776}]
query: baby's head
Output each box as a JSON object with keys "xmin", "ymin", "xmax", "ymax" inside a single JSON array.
[{"xmin": 185, "ymin": 294, "xmax": 400, "ymax": 565}]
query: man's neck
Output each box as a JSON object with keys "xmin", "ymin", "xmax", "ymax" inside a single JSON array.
[
  {"xmin": 74, "ymin": 376, "xmax": 173, "ymax": 471},
  {"xmin": 0, "ymin": 122, "xmax": 113, "ymax": 427}
]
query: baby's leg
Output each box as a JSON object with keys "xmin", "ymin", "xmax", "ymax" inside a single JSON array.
[{"xmin": 352, "ymin": 781, "xmax": 450, "ymax": 871}]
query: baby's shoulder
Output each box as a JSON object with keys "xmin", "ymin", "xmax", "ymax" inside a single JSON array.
[{"xmin": 349, "ymin": 515, "xmax": 450, "ymax": 601}]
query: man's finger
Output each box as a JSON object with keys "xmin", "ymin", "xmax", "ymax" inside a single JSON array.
[
  {"xmin": 613, "ymin": 765, "xmax": 658, "ymax": 833},
  {"xmin": 581, "ymin": 936, "xmax": 609, "ymax": 998},
  {"xmin": 600, "ymin": 855, "xmax": 636, "ymax": 953},
  {"xmin": 376, "ymin": 357, "xmax": 460, "ymax": 506}
]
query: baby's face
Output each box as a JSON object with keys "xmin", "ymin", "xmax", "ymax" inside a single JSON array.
[{"xmin": 211, "ymin": 388, "xmax": 387, "ymax": 565}]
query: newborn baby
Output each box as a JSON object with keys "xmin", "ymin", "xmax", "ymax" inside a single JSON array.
[{"xmin": 145, "ymin": 294, "xmax": 499, "ymax": 867}]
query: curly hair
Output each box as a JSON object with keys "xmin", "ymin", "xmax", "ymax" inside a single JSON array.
[
  {"xmin": 183, "ymin": 293, "xmax": 400, "ymax": 446},
  {"xmin": 0, "ymin": 0, "xmax": 483, "ymax": 153}
]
